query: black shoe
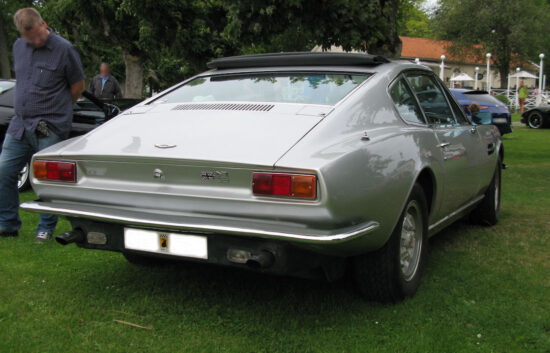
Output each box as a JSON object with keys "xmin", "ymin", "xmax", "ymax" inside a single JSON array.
[{"xmin": 0, "ymin": 231, "xmax": 18, "ymax": 237}]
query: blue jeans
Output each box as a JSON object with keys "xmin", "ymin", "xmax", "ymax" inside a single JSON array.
[{"xmin": 0, "ymin": 130, "xmax": 63, "ymax": 234}]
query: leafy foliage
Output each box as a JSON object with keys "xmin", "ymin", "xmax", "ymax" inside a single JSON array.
[
  {"xmin": 6, "ymin": 0, "xmax": 407, "ymax": 95},
  {"xmin": 222, "ymin": 0, "xmax": 402, "ymax": 57},
  {"xmin": 0, "ymin": 0, "xmax": 36, "ymax": 78},
  {"xmin": 494, "ymin": 94, "xmax": 509, "ymax": 105},
  {"xmin": 433, "ymin": 0, "xmax": 550, "ymax": 87},
  {"xmin": 398, "ymin": 0, "xmax": 434, "ymax": 39}
]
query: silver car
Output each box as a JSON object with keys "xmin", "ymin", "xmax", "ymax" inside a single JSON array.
[{"xmin": 21, "ymin": 53, "xmax": 503, "ymax": 302}]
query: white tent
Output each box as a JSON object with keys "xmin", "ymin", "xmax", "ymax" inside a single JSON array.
[
  {"xmin": 450, "ymin": 73, "xmax": 474, "ymax": 81},
  {"xmin": 509, "ymin": 70, "xmax": 538, "ymax": 79}
]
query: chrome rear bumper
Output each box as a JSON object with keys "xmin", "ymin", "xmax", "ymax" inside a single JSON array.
[{"xmin": 21, "ymin": 200, "xmax": 379, "ymax": 247}]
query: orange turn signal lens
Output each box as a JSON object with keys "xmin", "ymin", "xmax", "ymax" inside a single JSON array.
[
  {"xmin": 290, "ymin": 175, "xmax": 316, "ymax": 199},
  {"xmin": 33, "ymin": 160, "xmax": 48, "ymax": 180}
]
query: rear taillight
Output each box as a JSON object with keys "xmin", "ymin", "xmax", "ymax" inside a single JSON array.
[
  {"xmin": 33, "ymin": 160, "xmax": 76, "ymax": 182},
  {"xmin": 252, "ymin": 172, "xmax": 316, "ymax": 199},
  {"xmin": 479, "ymin": 105, "xmax": 489, "ymax": 110}
]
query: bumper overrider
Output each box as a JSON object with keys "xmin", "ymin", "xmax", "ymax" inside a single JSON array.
[{"xmin": 20, "ymin": 200, "xmax": 380, "ymax": 279}]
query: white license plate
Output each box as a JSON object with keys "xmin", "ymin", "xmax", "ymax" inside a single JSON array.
[{"xmin": 124, "ymin": 228, "xmax": 208, "ymax": 259}]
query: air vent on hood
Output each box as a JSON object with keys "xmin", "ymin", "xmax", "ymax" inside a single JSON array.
[{"xmin": 171, "ymin": 103, "xmax": 274, "ymax": 112}]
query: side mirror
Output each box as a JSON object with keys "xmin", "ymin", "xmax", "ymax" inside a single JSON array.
[
  {"xmin": 471, "ymin": 112, "xmax": 492, "ymax": 125},
  {"xmin": 103, "ymin": 103, "xmax": 121, "ymax": 119}
]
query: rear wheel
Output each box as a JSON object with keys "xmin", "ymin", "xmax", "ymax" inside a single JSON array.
[
  {"xmin": 353, "ymin": 184, "xmax": 429, "ymax": 302},
  {"xmin": 527, "ymin": 111, "xmax": 546, "ymax": 129},
  {"xmin": 470, "ymin": 158, "xmax": 501, "ymax": 226}
]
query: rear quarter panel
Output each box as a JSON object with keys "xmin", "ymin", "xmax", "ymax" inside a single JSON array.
[{"xmin": 276, "ymin": 67, "xmax": 446, "ymax": 251}]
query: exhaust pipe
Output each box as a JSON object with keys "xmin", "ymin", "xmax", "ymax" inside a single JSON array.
[
  {"xmin": 55, "ymin": 229, "xmax": 85, "ymax": 246},
  {"xmin": 246, "ymin": 250, "xmax": 275, "ymax": 269}
]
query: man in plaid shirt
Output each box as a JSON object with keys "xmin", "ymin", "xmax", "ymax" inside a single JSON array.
[{"xmin": 0, "ymin": 8, "xmax": 85, "ymax": 241}]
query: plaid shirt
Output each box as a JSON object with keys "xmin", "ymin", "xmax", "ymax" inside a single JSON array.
[{"xmin": 8, "ymin": 28, "xmax": 85, "ymax": 140}]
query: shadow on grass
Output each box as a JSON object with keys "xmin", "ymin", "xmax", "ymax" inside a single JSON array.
[
  {"xmin": 62, "ymin": 220, "xmax": 489, "ymax": 318},
  {"xmin": 61, "ymin": 248, "xmax": 376, "ymax": 325}
]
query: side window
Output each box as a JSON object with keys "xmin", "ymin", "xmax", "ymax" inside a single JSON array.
[
  {"xmin": 389, "ymin": 78, "xmax": 425, "ymax": 124},
  {"xmin": 405, "ymin": 73, "xmax": 457, "ymax": 126},
  {"xmin": 444, "ymin": 89, "xmax": 471, "ymax": 125}
]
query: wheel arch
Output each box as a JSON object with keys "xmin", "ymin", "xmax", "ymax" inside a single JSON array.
[{"xmin": 414, "ymin": 167, "xmax": 436, "ymax": 218}]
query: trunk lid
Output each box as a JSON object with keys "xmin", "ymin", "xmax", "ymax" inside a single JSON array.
[{"xmin": 57, "ymin": 102, "xmax": 331, "ymax": 166}]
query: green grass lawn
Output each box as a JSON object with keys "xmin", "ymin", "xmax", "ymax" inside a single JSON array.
[
  {"xmin": 512, "ymin": 112, "xmax": 522, "ymax": 123},
  {"xmin": 1, "ymin": 126, "xmax": 549, "ymax": 352}
]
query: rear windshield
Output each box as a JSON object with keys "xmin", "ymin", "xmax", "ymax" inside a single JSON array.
[
  {"xmin": 463, "ymin": 92, "xmax": 502, "ymax": 105},
  {"xmin": 155, "ymin": 72, "xmax": 370, "ymax": 106}
]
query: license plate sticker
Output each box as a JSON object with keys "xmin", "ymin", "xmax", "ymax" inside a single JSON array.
[{"xmin": 124, "ymin": 228, "xmax": 208, "ymax": 259}]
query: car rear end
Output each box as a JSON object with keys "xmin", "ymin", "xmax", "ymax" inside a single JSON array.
[{"xmin": 22, "ymin": 65, "xmax": 385, "ymax": 280}]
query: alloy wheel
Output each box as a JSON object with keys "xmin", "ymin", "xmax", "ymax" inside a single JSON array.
[
  {"xmin": 399, "ymin": 200, "xmax": 423, "ymax": 282},
  {"xmin": 528, "ymin": 113, "xmax": 543, "ymax": 129}
]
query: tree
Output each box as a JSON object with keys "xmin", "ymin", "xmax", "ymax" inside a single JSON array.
[
  {"xmin": 222, "ymin": 0, "xmax": 404, "ymax": 58},
  {"xmin": 433, "ymin": 0, "xmax": 549, "ymax": 87},
  {"xmin": 44, "ymin": 0, "xmax": 151, "ymax": 98},
  {"xmin": 44, "ymin": 0, "xmax": 231, "ymax": 97},
  {"xmin": 27, "ymin": 0, "xmax": 407, "ymax": 97},
  {"xmin": 398, "ymin": 0, "xmax": 434, "ymax": 38},
  {"xmin": 0, "ymin": 0, "xmax": 35, "ymax": 79}
]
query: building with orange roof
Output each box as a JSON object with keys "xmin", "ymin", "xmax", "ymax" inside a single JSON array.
[{"xmin": 313, "ymin": 36, "xmax": 538, "ymax": 90}]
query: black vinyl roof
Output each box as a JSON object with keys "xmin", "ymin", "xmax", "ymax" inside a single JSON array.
[{"xmin": 207, "ymin": 52, "xmax": 390, "ymax": 70}]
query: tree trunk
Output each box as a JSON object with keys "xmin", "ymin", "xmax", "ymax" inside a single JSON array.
[
  {"xmin": 122, "ymin": 50, "xmax": 143, "ymax": 98},
  {"xmin": 499, "ymin": 67, "xmax": 508, "ymax": 89},
  {"xmin": 366, "ymin": 0, "xmax": 402, "ymax": 58},
  {"xmin": 0, "ymin": 16, "xmax": 11, "ymax": 79}
]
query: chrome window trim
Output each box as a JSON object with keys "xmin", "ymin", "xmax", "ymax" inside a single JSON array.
[
  {"xmin": 441, "ymin": 85, "xmax": 474, "ymax": 126},
  {"xmin": 404, "ymin": 70, "xmax": 459, "ymax": 129},
  {"xmin": 386, "ymin": 72, "xmax": 429, "ymax": 127}
]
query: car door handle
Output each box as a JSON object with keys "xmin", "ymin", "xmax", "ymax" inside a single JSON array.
[{"xmin": 438, "ymin": 142, "xmax": 450, "ymax": 148}]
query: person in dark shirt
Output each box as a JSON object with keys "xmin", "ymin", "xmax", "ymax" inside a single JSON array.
[
  {"xmin": 88, "ymin": 62, "xmax": 123, "ymax": 99},
  {"xmin": 0, "ymin": 8, "xmax": 85, "ymax": 241}
]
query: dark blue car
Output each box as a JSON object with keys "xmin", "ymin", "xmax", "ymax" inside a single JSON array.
[{"xmin": 450, "ymin": 89, "xmax": 512, "ymax": 135}]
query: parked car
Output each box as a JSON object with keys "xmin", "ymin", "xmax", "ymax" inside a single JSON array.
[
  {"xmin": 21, "ymin": 53, "xmax": 503, "ymax": 302},
  {"xmin": 0, "ymin": 79, "xmax": 141, "ymax": 190},
  {"xmin": 520, "ymin": 105, "xmax": 550, "ymax": 129},
  {"xmin": 450, "ymin": 88, "xmax": 512, "ymax": 135}
]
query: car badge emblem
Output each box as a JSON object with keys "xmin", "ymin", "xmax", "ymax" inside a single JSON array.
[
  {"xmin": 154, "ymin": 144, "xmax": 177, "ymax": 149},
  {"xmin": 201, "ymin": 171, "xmax": 230, "ymax": 183},
  {"xmin": 159, "ymin": 234, "xmax": 168, "ymax": 251}
]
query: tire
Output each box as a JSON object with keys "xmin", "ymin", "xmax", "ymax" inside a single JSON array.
[
  {"xmin": 527, "ymin": 111, "xmax": 546, "ymax": 129},
  {"xmin": 18, "ymin": 163, "xmax": 30, "ymax": 192},
  {"xmin": 123, "ymin": 252, "xmax": 167, "ymax": 266},
  {"xmin": 353, "ymin": 183, "xmax": 429, "ymax": 302},
  {"xmin": 470, "ymin": 158, "xmax": 501, "ymax": 226}
]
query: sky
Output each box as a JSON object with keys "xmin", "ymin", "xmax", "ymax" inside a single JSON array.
[{"xmin": 423, "ymin": 0, "xmax": 438, "ymax": 11}]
